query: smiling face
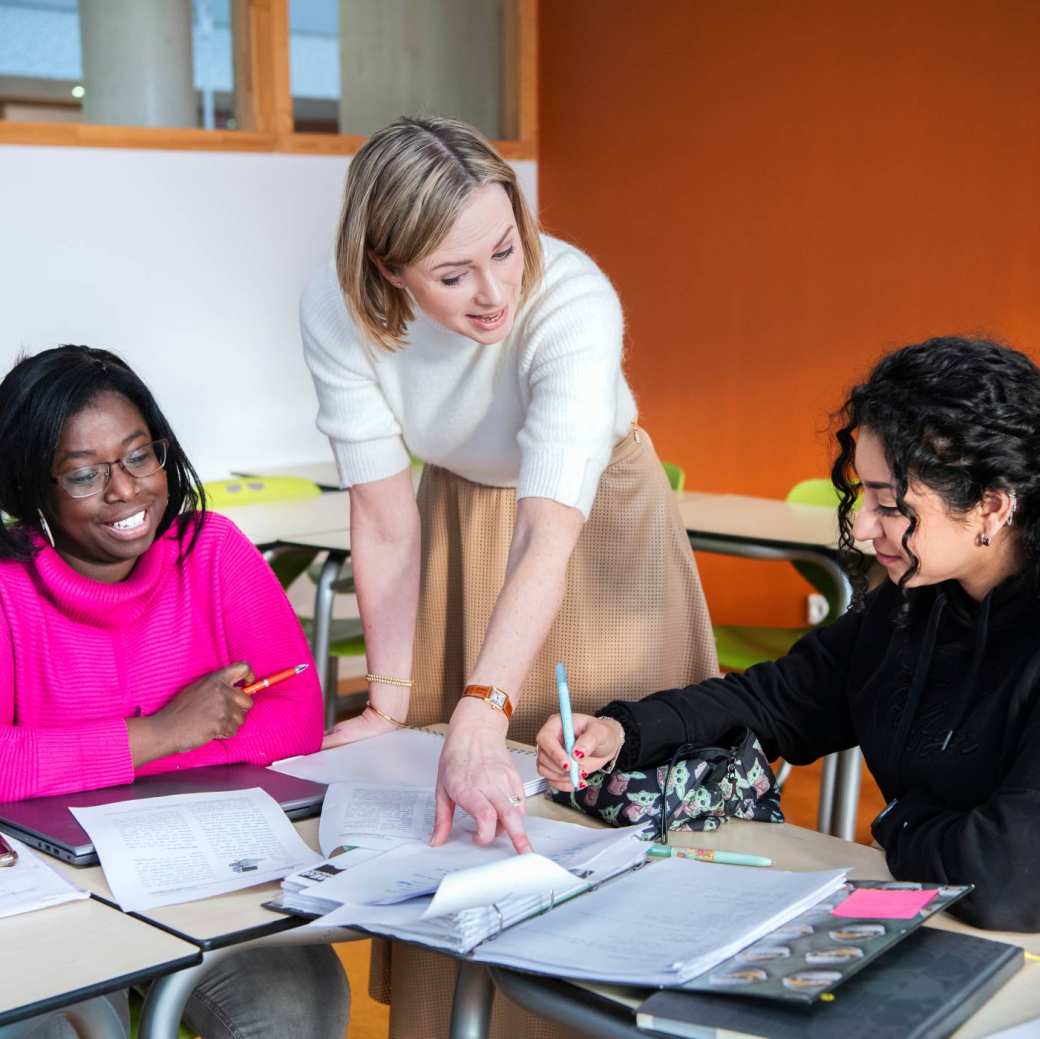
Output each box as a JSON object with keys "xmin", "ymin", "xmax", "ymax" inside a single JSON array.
[
  {"xmin": 45, "ymin": 391, "xmax": 169, "ymax": 583},
  {"xmin": 850, "ymin": 427, "xmax": 1020, "ymax": 600},
  {"xmin": 385, "ymin": 182, "xmax": 524, "ymax": 344}
]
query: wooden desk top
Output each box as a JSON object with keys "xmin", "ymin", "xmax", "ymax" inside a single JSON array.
[
  {"xmin": 679, "ymin": 491, "xmax": 874, "ymax": 556},
  {"xmin": 0, "ymin": 896, "xmax": 199, "ymax": 1026},
  {"xmin": 211, "ymin": 492, "xmax": 349, "ymax": 548},
  {"xmin": 48, "ymin": 819, "xmax": 322, "ymax": 950}
]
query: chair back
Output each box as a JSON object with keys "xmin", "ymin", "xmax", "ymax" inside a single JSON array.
[
  {"xmin": 661, "ymin": 461, "xmax": 686, "ymax": 493},
  {"xmin": 786, "ymin": 478, "xmax": 844, "ymax": 622},
  {"xmin": 202, "ymin": 476, "xmax": 321, "ymax": 509}
]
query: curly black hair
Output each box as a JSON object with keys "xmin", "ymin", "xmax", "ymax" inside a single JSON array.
[
  {"xmin": 831, "ymin": 336, "xmax": 1040, "ymax": 613},
  {"xmin": 0, "ymin": 344, "xmax": 207, "ymax": 562}
]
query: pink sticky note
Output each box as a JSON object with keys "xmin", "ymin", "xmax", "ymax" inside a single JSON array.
[{"xmin": 832, "ymin": 887, "xmax": 938, "ymax": 920}]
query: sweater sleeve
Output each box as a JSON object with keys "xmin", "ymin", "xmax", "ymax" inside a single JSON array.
[
  {"xmin": 0, "ymin": 606, "xmax": 133, "ymax": 802},
  {"xmin": 300, "ymin": 262, "xmax": 411, "ymax": 487},
  {"xmin": 515, "ymin": 249, "xmax": 626, "ymax": 518},
  {"xmin": 600, "ymin": 602, "xmax": 866, "ymax": 771},
  {"xmin": 871, "ymin": 690, "xmax": 1040, "ymax": 930}
]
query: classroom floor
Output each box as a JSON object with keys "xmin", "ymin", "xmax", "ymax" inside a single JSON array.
[{"xmin": 330, "ymin": 756, "xmax": 887, "ymax": 1038}]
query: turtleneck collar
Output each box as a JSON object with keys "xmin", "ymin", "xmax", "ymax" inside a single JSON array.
[{"xmin": 29, "ymin": 527, "xmax": 179, "ymax": 629}]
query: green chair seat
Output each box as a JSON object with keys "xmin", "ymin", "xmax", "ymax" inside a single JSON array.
[
  {"xmin": 712, "ymin": 624, "xmax": 812, "ymax": 673},
  {"xmin": 298, "ymin": 615, "xmax": 366, "ymax": 657}
]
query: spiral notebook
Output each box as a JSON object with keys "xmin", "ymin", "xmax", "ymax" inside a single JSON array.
[{"xmin": 269, "ymin": 727, "xmax": 545, "ymax": 796}]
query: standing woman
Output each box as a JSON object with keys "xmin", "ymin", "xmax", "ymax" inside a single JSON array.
[{"xmin": 301, "ymin": 117, "xmax": 717, "ymax": 1036}]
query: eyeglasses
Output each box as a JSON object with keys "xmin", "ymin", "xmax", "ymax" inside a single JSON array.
[{"xmin": 51, "ymin": 439, "xmax": 168, "ymax": 499}]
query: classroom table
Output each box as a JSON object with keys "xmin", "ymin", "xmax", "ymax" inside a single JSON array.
[
  {"xmin": 44, "ymin": 817, "xmax": 360, "ymax": 1039},
  {"xmin": 485, "ymin": 796, "xmax": 1040, "ymax": 1039},
  {"xmin": 209, "ymin": 490, "xmax": 349, "ymax": 548},
  {"xmin": 0, "ymin": 895, "xmax": 200, "ymax": 1037}
]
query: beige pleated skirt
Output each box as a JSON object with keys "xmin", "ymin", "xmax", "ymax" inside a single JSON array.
[{"xmin": 374, "ymin": 425, "xmax": 719, "ymax": 1039}]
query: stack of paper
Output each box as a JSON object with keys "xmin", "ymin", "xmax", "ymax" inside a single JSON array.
[
  {"xmin": 274, "ymin": 815, "xmax": 648, "ymax": 955},
  {"xmin": 270, "ymin": 728, "xmax": 545, "ymax": 797},
  {"xmin": 0, "ymin": 835, "xmax": 88, "ymax": 918}
]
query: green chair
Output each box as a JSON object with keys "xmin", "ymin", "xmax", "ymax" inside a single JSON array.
[
  {"xmin": 661, "ymin": 461, "xmax": 686, "ymax": 493},
  {"xmin": 202, "ymin": 477, "xmax": 365, "ymax": 723},
  {"xmin": 711, "ymin": 478, "xmax": 843, "ymax": 672}
]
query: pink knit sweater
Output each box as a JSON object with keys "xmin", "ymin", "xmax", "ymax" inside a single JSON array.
[{"xmin": 0, "ymin": 512, "xmax": 323, "ymax": 802}]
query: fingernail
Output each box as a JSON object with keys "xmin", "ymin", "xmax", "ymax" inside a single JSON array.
[
  {"xmin": 579, "ymin": 780, "xmax": 587, "ymax": 789},
  {"xmin": 580, "ymin": 770, "xmax": 588, "ymax": 779},
  {"xmin": 573, "ymin": 749, "xmax": 585, "ymax": 759}
]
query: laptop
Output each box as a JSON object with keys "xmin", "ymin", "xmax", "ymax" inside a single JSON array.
[{"xmin": 0, "ymin": 764, "xmax": 328, "ymax": 867}]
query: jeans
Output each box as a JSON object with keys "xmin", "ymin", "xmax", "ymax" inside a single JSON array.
[{"xmin": 5, "ymin": 946, "xmax": 350, "ymax": 1039}]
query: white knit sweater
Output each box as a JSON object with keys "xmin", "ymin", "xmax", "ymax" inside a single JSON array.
[{"xmin": 300, "ymin": 235, "xmax": 637, "ymax": 518}]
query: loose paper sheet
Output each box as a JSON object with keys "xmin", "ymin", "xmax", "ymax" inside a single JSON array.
[
  {"xmin": 0, "ymin": 835, "xmax": 88, "ymax": 919},
  {"xmin": 71, "ymin": 788, "xmax": 322, "ymax": 911},
  {"xmin": 319, "ymin": 782, "xmax": 436, "ymax": 857}
]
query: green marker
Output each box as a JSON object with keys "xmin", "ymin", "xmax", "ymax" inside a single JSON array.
[{"xmin": 647, "ymin": 844, "xmax": 772, "ymax": 868}]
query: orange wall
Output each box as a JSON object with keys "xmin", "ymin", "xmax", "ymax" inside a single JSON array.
[{"xmin": 538, "ymin": 1, "xmax": 1040, "ymax": 626}]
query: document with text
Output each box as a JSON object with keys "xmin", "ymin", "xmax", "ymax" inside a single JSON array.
[
  {"xmin": 0, "ymin": 835, "xmax": 88, "ymax": 919},
  {"xmin": 72, "ymin": 788, "xmax": 322, "ymax": 911}
]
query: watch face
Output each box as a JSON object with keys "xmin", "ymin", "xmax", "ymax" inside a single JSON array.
[{"xmin": 489, "ymin": 689, "xmax": 507, "ymax": 709}]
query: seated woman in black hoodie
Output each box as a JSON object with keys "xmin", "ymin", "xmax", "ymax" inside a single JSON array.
[{"xmin": 536, "ymin": 336, "xmax": 1040, "ymax": 932}]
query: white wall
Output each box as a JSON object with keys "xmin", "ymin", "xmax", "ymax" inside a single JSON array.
[{"xmin": 0, "ymin": 144, "xmax": 537, "ymax": 479}]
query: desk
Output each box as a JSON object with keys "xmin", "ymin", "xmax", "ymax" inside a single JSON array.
[
  {"xmin": 209, "ymin": 491, "xmax": 349, "ymax": 549},
  {"xmin": 489, "ymin": 797, "xmax": 1040, "ymax": 1039},
  {"xmin": 46, "ymin": 818, "xmax": 360, "ymax": 1039},
  {"xmin": 0, "ymin": 896, "xmax": 199, "ymax": 1036}
]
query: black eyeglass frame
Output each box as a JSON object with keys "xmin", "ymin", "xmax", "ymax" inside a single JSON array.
[{"xmin": 49, "ymin": 438, "xmax": 169, "ymax": 500}]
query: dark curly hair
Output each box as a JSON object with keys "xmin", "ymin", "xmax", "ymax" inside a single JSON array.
[
  {"xmin": 832, "ymin": 336, "xmax": 1040, "ymax": 613},
  {"xmin": 0, "ymin": 345, "xmax": 207, "ymax": 561}
]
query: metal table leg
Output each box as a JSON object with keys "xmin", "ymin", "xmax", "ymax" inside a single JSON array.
[
  {"xmin": 830, "ymin": 747, "xmax": 863, "ymax": 841},
  {"xmin": 449, "ymin": 963, "xmax": 495, "ymax": 1039},
  {"xmin": 312, "ymin": 552, "xmax": 345, "ymax": 729}
]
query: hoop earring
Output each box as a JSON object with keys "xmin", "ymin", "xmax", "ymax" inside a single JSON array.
[
  {"xmin": 978, "ymin": 532, "xmax": 991, "ymax": 548},
  {"xmin": 36, "ymin": 509, "xmax": 55, "ymax": 549}
]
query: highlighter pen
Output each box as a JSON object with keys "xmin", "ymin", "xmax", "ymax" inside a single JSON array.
[
  {"xmin": 647, "ymin": 844, "xmax": 772, "ymax": 868},
  {"xmin": 555, "ymin": 661, "xmax": 582, "ymax": 790},
  {"xmin": 242, "ymin": 663, "xmax": 309, "ymax": 695}
]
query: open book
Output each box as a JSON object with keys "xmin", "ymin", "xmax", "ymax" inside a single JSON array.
[{"xmin": 268, "ymin": 813, "xmax": 847, "ymax": 987}]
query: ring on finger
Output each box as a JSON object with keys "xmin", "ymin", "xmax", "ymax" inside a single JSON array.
[{"xmin": 508, "ymin": 794, "xmax": 523, "ymax": 807}]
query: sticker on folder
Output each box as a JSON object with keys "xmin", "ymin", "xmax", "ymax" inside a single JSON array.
[{"xmin": 831, "ymin": 887, "xmax": 938, "ymax": 919}]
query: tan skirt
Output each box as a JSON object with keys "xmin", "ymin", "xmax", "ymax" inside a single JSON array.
[{"xmin": 375, "ymin": 425, "xmax": 719, "ymax": 1039}]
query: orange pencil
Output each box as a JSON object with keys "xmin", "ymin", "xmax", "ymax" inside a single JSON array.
[{"xmin": 242, "ymin": 663, "xmax": 309, "ymax": 695}]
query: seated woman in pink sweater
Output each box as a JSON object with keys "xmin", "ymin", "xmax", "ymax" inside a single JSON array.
[{"xmin": 0, "ymin": 345, "xmax": 349, "ymax": 1039}]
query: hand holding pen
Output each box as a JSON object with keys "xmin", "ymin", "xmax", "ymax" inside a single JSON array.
[{"xmin": 534, "ymin": 710, "xmax": 625, "ymax": 791}]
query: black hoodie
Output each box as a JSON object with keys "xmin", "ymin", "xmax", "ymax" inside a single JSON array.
[{"xmin": 601, "ymin": 574, "xmax": 1040, "ymax": 931}]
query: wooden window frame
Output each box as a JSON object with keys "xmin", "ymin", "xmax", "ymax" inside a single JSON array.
[{"xmin": 0, "ymin": 0, "xmax": 537, "ymax": 160}]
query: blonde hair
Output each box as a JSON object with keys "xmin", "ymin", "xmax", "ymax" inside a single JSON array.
[{"xmin": 336, "ymin": 116, "xmax": 543, "ymax": 350}]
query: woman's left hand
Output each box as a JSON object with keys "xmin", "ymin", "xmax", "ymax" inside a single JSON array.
[{"xmin": 431, "ymin": 699, "xmax": 532, "ymax": 854}]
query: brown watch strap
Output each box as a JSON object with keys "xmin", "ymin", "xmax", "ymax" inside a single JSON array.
[{"xmin": 462, "ymin": 684, "xmax": 514, "ymax": 719}]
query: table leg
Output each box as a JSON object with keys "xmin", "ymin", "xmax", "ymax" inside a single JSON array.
[
  {"xmin": 830, "ymin": 747, "xmax": 863, "ymax": 841},
  {"xmin": 449, "ymin": 963, "xmax": 495, "ymax": 1039},
  {"xmin": 312, "ymin": 552, "xmax": 345, "ymax": 729}
]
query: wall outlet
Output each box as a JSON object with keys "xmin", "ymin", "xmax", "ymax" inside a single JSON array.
[{"xmin": 807, "ymin": 593, "xmax": 829, "ymax": 625}]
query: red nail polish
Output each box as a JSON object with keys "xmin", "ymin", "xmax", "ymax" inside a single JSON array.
[
  {"xmin": 574, "ymin": 749, "xmax": 585, "ymax": 759},
  {"xmin": 580, "ymin": 770, "xmax": 588, "ymax": 779},
  {"xmin": 579, "ymin": 780, "xmax": 587, "ymax": 789}
]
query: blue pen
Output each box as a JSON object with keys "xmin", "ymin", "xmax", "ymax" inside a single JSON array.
[{"xmin": 555, "ymin": 661, "xmax": 581, "ymax": 789}]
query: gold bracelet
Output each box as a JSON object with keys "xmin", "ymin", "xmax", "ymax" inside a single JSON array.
[
  {"xmin": 364, "ymin": 672, "xmax": 414, "ymax": 689},
  {"xmin": 365, "ymin": 701, "xmax": 407, "ymax": 727}
]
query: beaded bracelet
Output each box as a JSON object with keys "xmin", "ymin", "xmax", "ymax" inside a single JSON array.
[{"xmin": 364, "ymin": 672, "xmax": 414, "ymax": 689}]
